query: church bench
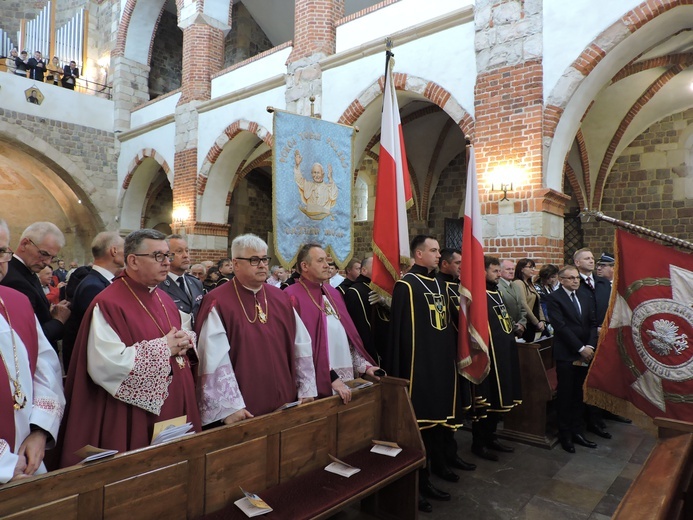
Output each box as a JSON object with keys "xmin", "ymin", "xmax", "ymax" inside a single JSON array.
[
  {"xmin": 0, "ymin": 376, "xmax": 425, "ymax": 520},
  {"xmin": 613, "ymin": 418, "xmax": 693, "ymax": 520},
  {"xmin": 500, "ymin": 337, "xmax": 559, "ymax": 449}
]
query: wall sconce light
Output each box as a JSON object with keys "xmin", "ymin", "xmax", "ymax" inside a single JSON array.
[
  {"xmin": 491, "ymin": 182, "xmax": 513, "ymax": 201},
  {"xmin": 489, "ymin": 164, "xmax": 522, "ymax": 201},
  {"xmin": 172, "ymin": 206, "xmax": 190, "ymax": 223}
]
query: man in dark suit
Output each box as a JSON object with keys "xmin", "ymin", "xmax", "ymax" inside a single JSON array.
[
  {"xmin": 61, "ymin": 60, "xmax": 79, "ymax": 90},
  {"xmin": 545, "ymin": 265, "xmax": 599, "ymax": 454},
  {"xmin": 62, "ymin": 231, "xmax": 125, "ymax": 370},
  {"xmin": 0, "ymin": 222, "xmax": 71, "ymax": 349},
  {"xmin": 27, "ymin": 51, "xmax": 46, "ymax": 82},
  {"xmin": 574, "ymin": 247, "xmax": 613, "ymax": 437},
  {"xmin": 54, "ymin": 259, "xmax": 68, "ymax": 283},
  {"xmin": 158, "ymin": 234, "xmax": 204, "ymax": 327}
]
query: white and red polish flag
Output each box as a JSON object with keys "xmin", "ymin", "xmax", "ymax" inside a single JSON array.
[
  {"xmin": 458, "ymin": 146, "xmax": 490, "ymax": 382},
  {"xmin": 370, "ymin": 52, "xmax": 413, "ymax": 297}
]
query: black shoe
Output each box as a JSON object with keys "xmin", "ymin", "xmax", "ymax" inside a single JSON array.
[
  {"xmin": 604, "ymin": 411, "xmax": 632, "ymax": 423},
  {"xmin": 432, "ymin": 466, "xmax": 460, "ymax": 482},
  {"xmin": 572, "ymin": 433, "xmax": 598, "ymax": 449},
  {"xmin": 487, "ymin": 439, "xmax": 515, "ymax": 453},
  {"xmin": 587, "ymin": 424, "xmax": 612, "ymax": 439},
  {"xmin": 559, "ymin": 436, "xmax": 575, "ymax": 453},
  {"xmin": 420, "ymin": 481, "xmax": 451, "ymax": 501},
  {"xmin": 448, "ymin": 455, "xmax": 476, "ymax": 471},
  {"xmin": 471, "ymin": 445, "xmax": 499, "ymax": 461},
  {"xmin": 418, "ymin": 497, "xmax": 433, "ymax": 513}
]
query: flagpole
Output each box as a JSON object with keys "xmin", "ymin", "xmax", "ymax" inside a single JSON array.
[{"xmin": 584, "ymin": 210, "xmax": 693, "ymax": 251}]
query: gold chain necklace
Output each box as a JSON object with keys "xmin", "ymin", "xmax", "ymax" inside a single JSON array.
[
  {"xmin": 0, "ymin": 296, "xmax": 27, "ymax": 410},
  {"xmin": 122, "ymin": 278, "xmax": 186, "ymax": 369},
  {"xmin": 232, "ymin": 278, "xmax": 268, "ymax": 324},
  {"xmin": 298, "ymin": 279, "xmax": 341, "ymax": 320}
]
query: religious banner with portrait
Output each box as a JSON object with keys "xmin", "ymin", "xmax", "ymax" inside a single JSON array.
[
  {"xmin": 585, "ymin": 229, "xmax": 693, "ymax": 421},
  {"xmin": 272, "ymin": 109, "xmax": 355, "ymax": 268}
]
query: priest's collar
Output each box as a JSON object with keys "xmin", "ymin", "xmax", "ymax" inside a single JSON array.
[
  {"xmin": 233, "ymin": 277, "xmax": 262, "ymax": 294},
  {"xmin": 408, "ymin": 264, "xmax": 436, "ymax": 277},
  {"xmin": 437, "ymin": 272, "xmax": 458, "ymax": 283},
  {"xmin": 299, "ymin": 276, "xmax": 324, "ymax": 289},
  {"xmin": 119, "ymin": 270, "xmax": 158, "ymax": 292}
]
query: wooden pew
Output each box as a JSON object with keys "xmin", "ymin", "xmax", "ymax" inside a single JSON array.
[
  {"xmin": 500, "ymin": 337, "xmax": 558, "ymax": 449},
  {"xmin": 613, "ymin": 418, "xmax": 693, "ymax": 520},
  {"xmin": 0, "ymin": 376, "xmax": 425, "ymax": 520}
]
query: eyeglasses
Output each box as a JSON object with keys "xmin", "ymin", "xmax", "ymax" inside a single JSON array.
[
  {"xmin": 27, "ymin": 239, "xmax": 56, "ymax": 261},
  {"xmin": 132, "ymin": 252, "xmax": 175, "ymax": 263},
  {"xmin": 560, "ymin": 276, "xmax": 580, "ymax": 281},
  {"xmin": 0, "ymin": 247, "xmax": 13, "ymax": 261},
  {"xmin": 235, "ymin": 256, "xmax": 271, "ymax": 266}
]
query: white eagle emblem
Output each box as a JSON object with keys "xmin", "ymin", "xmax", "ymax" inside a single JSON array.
[{"xmin": 646, "ymin": 319, "xmax": 689, "ymax": 356}]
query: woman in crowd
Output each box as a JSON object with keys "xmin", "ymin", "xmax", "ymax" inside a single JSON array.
[
  {"xmin": 512, "ymin": 258, "xmax": 547, "ymax": 342},
  {"xmin": 534, "ymin": 263, "xmax": 559, "ymax": 335},
  {"xmin": 47, "ymin": 56, "xmax": 62, "ymax": 85}
]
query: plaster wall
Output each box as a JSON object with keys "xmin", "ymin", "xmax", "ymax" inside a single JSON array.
[
  {"xmin": 323, "ymin": 22, "xmax": 476, "ymax": 122},
  {"xmin": 542, "ymin": 0, "xmax": 641, "ymax": 102},
  {"xmin": 117, "ymin": 121, "xmax": 176, "ymax": 191},
  {"xmin": 131, "ymin": 92, "xmax": 181, "ymax": 127},
  {"xmin": 211, "ymin": 47, "xmax": 291, "ymax": 98},
  {"xmin": 0, "ymin": 72, "xmax": 114, "ymax": 131},
  {"xmin": 197, "ymin": 85, "xmax": 285, "ymax": 172},
  {"xmin": 335, "ymin": 0, "xmax": 471, "ymax": 53}
]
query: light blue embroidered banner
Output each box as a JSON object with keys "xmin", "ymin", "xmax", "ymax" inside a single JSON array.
[{"xmin": 273, "ymin": 110, "xmax": 354, "ymax": 268}]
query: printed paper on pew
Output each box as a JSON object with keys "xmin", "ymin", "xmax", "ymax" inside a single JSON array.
[
  {"xmin": 151, "ymin": 415, "xmax": 194, "ymax": 445},
  {"xmin": 371, "ymin": 440, "xmax": 402, "ymax": 457},
  {"xmin": 325, "ymin": 454, "xmax": 361, "ymax": 477},
  {"xmin": 234, "ymin": 495, "xmax": 273, "ymax": 517},
  {"xmin": 345, "ymin": 378, "xmax": 373, "ymax": 390},
  {"xmin": 74, "ymin": 444, "xmax": 118, "ymax": 463},
  {"xmin": 276, "ymin": 400, "xmax": 301, "ymax": 411},
  {"xmin": 240, "ymin": 487, "xmax": 272, "ymax": 511}
]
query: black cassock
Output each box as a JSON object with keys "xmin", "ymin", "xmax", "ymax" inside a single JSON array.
[
  {"xmin": 474, "ymin": 281, "xmax": 522, "ymax": 416},
  {"xmin": 343, "ymin": 274, "xmax": 389, "ymax": 364},
  {"xmin": 389, "ymin": 264, "xmax": 458, "ymax": 426}
]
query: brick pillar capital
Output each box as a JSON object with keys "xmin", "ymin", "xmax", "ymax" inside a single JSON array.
[{"xmin": 288, "ymin": 0, "xmax": 344, "ymax": 63}]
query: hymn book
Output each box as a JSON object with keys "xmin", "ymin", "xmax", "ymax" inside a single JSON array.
[
  {"xmin": 151, "ymin": 415, "xmax": 195, "ymax": 445},
  {"xmin": 74, "ymin": 445, "xmax": 118, "ymax": 463},
  {"xmin": 371, "ymin": 440, "xmax": 402, "ymax": 457},
  {"xmin": 345, "ymin": 378, "xmax": 374, "ymax": 390}
]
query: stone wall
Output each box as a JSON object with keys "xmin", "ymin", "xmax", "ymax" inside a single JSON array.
[
  {"xmin": 229, "ymin": 172, "xmax": 272, "ymax": 243},
  {"xmin": 428, "ymin": 151, "xmax": 466, "ymax": 240},
  {"xmin": 223, "ymin": 2, "xmax": 274, "ymax": 68},
  {"xmin": 149, "ymin": 9, "xmax": 182, "ymax": 99},
  {"xmin": 582, "ymin": 109, "xmax": 693, "ymax": 255},
  {"xmin": 0, "ymin": 1, "xmax": 48, "ymax": 43}
]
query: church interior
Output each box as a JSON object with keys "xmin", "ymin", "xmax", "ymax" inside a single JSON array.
[{"xmin": 1, "ymin": 0, "xmax": 692, "ymax": 518}]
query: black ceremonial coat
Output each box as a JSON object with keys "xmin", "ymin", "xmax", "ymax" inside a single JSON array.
[{"xmin": 389, "ymin": 264, "xmax": 457, "ymax": 426}]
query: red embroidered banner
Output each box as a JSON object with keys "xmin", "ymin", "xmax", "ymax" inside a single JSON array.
[{"xmin": 585, "ymin": 229, "xmax": 693, "ymax": 420}]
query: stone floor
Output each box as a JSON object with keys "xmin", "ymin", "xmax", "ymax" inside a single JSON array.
[{"xmin": 334, "ymin": 419, "xmax": 656, "ymax": 520}]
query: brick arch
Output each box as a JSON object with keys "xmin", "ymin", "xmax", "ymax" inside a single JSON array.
[
  {"xmin": 114, "ymin": 0, "xmax": 168, "ymax": 65},
  {"xmin": 337, "ymin": 73, "xmax": 474, "ymax": 138},
  {"xmin": 118, "ymin": 148, "xmax": 172, "ymax": 231},
  {"xmin": 544, "ymin": 0, "xmax": 691, "ymax": 194},
  {"xmin": 198, "ymin": 119, "xmax": 273, "ymax": 196}
]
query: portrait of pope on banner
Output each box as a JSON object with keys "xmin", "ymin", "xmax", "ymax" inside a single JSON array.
[{"xmin": 294, "ymin": 149, "xmax": 339, "ymax": 220}]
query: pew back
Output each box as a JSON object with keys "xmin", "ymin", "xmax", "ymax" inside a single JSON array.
[{"xmin": 0, "ymin": 377, "xmax": 424, "ymax": 519}]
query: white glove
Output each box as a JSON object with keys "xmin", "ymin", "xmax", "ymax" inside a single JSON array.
[{"xmin": 368, "ymin": 290, "xmax": 391, "ymax": 309}]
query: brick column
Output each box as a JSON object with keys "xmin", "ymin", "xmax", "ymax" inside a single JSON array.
[
  {"xmin": 474, "ymin": 0, "xmax": 567, "ymax": 264},
  {"xmin": 286, "ymin": 0, "xmax": 344, "ymax": 116},
  {"xmin": 174, "ymin": 10, "xmax": 229, "ymax": 258}
]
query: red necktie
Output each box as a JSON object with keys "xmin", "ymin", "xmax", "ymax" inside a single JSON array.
[{"xmin": 585, "ymin": 277, "xmax": 594, "ymax": 290}]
